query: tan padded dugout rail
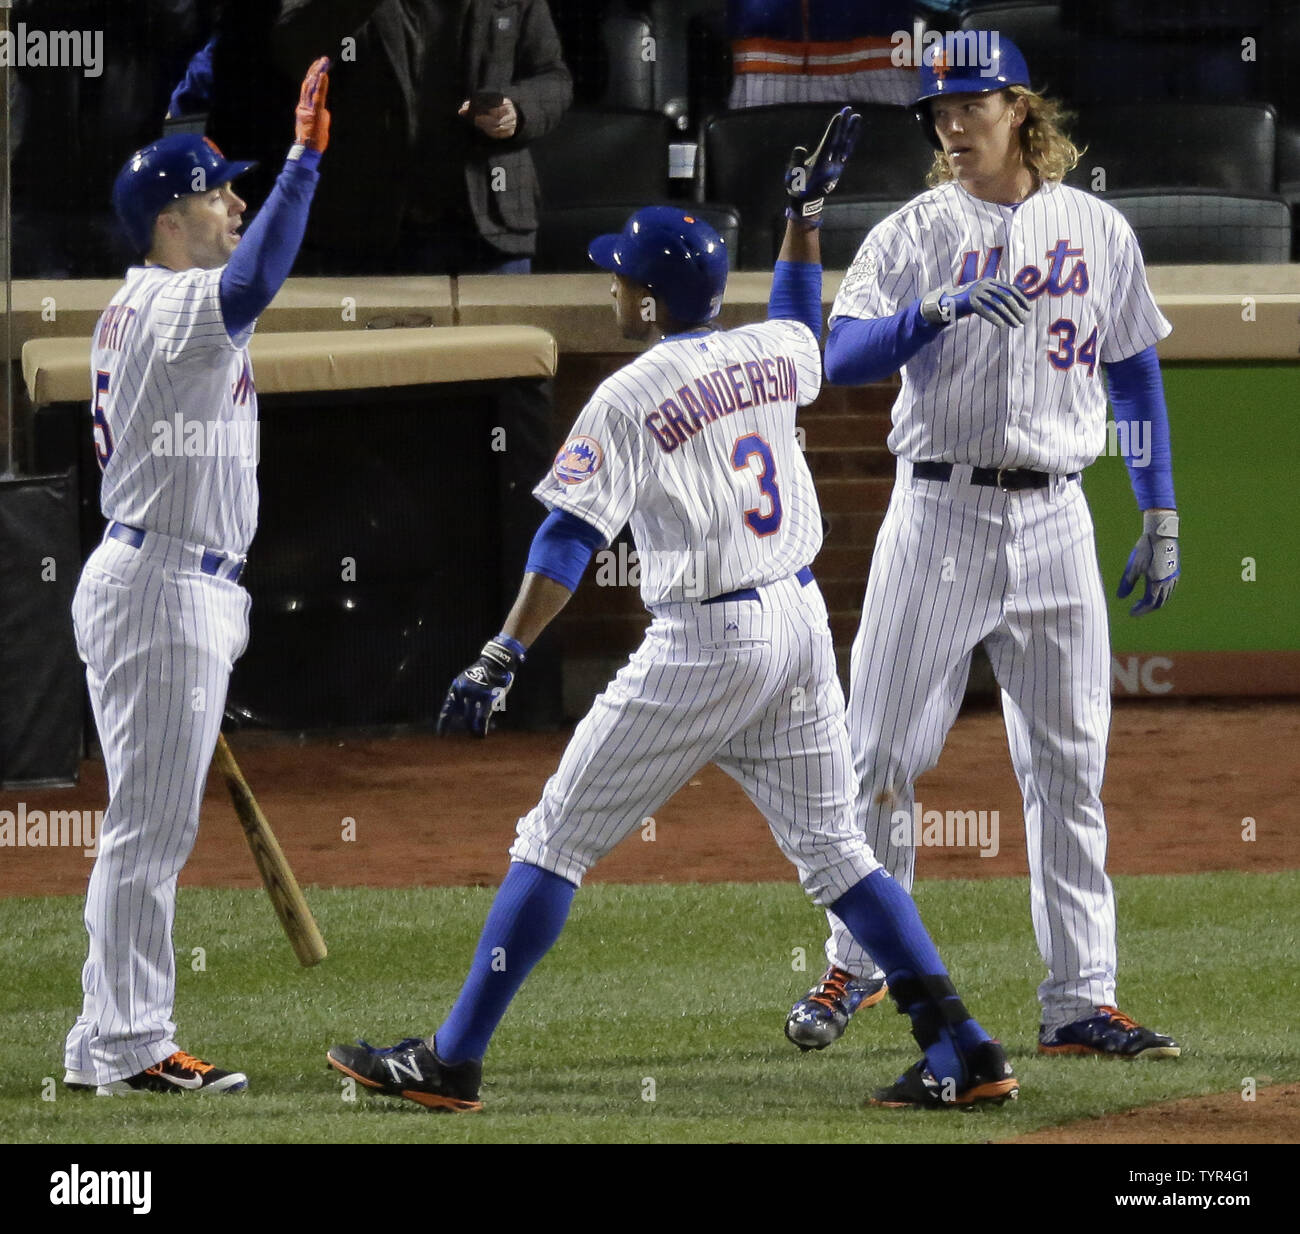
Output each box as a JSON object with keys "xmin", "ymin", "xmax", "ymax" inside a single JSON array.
[
  {"xmin": 10, "ymin": 266, "xmax": 1300, "ymax": 363},
  {"xmin": 23, "ymin": 325, "xmax": 558, "ymax": 406}
]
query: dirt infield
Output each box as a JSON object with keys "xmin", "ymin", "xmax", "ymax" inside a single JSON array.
[
  {"xmin": 3, "ymin": 698, "xmax": 1293, "ymax": 897},
  {"xmin": 3, "ymin": 697, "xmax": 1295, "ymax": 1143},
  {"xmin": 1003, "ymin": 1083, "xmax": 1300, "ymax": 1145}
]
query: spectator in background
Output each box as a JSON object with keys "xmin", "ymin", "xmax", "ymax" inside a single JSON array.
[
  {"xmin": 727, "ymin": 0, "xmax": 916, "ymax": 109},
  {"xmin": 270, "ymin": 1, "xmax": 572, "ymax": 274}
]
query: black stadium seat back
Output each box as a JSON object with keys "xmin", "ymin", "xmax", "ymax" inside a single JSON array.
[
  {"xmin": 534, "ymin": 203, "xmax": 741, "ymax": 275},
  {"xmin": 531, "ymin": 108, "xmax": 672, "ymax": 210},
  {"xmin": 955, "ymin": 1, "xmax": 1079, "ymax": 100},
  {"xmin": 703, "ymin": 104, "xmax": 930, "ymax": 269},
  {"xmin": 640, "ymin": 0, "xmax": 730, "ymax": 130},
  {"xmin": 1102, "ymin": 190, "xmax": 1291, "ymax": 264},
  {"xmin": 598, "ymin": 4, "xmax": 655, "ymax": 111},
  {"xmin": 813, "ymin": 198, "xmax": 912, "ymax": 270},
  {"xmin": 1064, "ymin": 102, "xmax": 1277, "ymax": 195}
]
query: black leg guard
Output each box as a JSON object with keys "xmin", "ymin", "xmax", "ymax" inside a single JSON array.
[{"xmin": 887, "ymin": 974, "xmax": 972, "ymax": 1053}]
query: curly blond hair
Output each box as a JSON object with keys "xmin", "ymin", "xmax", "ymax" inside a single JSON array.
[{"xmin": 925, "ymin": 86, "xmax": 1082, "ymax": 187}]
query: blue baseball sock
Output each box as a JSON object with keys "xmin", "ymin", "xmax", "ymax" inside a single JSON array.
[
  {"xmin": 830, "ymin": 870, "xmax": 990, "ymax": 1083},
  {"xmin": 434, "ymin": 862, "xmax": 576, "ymax": 1064}
]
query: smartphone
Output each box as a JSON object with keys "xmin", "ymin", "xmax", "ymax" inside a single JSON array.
[{"xmin": 470, "ymin": 91, "xmax": 506, "ymax": 116}]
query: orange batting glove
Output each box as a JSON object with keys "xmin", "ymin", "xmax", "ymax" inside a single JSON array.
[{"xmin": 295, "ymin": 56, "xmax": 331, "ymax": 153}]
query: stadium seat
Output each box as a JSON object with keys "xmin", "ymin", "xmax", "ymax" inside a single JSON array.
[
  {"xmin": 770, "ymin": 198, "xmax": 909, "ymax": 270},
  {"xmin": 596, "ymin": 3, "xmax": 655, "ymax": 111},
  {"xmin": 1277, "ymin": 118, "xmax": 1300, "ymax": 258},
  {"xmin": 531, "ymin": 107, "xmax": 672, "ymax": 209},
  {"xmin": 1101, "ymin": 190, "xmax": 1291, "ymax": 264},
  {"xmin": 702, "ymin": 104, "xmax": 931, "ymax": 269},
  {"xmin": 955, "ymin": 2, "xmax": 1079, "ymax": 101},
  {"xmin": 534, "ymin": 203, "xmax": 740, "ymax": 274},
  {"xmin": 1065, "ymin": 102, "xmax": 1277, "ymax": 196}
]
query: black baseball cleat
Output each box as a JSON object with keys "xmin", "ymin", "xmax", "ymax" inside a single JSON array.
[
  {"xmin": 97, "ymin": 1050, "xmax": 248, "ymax": 1095},
  {"xmin": 326, "ymin": 1037, "xmax": 484, "ymax": 1113},
  {"xmin": 868, "ymin": 1040, "xmax": 1020, "ymax": 1110}
]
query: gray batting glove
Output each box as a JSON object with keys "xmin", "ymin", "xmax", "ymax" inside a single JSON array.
[
  {"xmin": 920, "ymin": 277, "xmax": 1031, "ymax": 328},
  {"xmin": 1117, "ymin": 510, "xmax": 1180, "ymax": 616}
]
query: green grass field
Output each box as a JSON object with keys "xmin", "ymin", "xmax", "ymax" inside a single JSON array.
[{"xmin": 3, "ymin": 872, "xmax": 1295, "ymax": 1144}]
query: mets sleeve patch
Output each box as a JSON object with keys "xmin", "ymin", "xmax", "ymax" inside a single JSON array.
[{"xmin": 553, "ymin": 435, "xmax": 604, "ymax": 485}]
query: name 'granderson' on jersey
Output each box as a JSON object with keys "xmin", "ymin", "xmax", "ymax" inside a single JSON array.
[{"xmin": 645, "ymin": 353, "xmax": 800, "ymax": 453}]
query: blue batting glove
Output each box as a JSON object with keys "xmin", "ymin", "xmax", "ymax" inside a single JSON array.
[
  {"xmin": 436, "ymin": 634, "xmax": 526, "ymax": 736},
  {"xmin": 1117, "ymin": 510, "xmax": 1180, "ymax": 616},
  {"xmin": 920, "ymin": 277, "xmax": 1031, "ymax": 328},
  {"xmin": 785, "ymin": 106, "xmax": 861, "ymax": 225}
]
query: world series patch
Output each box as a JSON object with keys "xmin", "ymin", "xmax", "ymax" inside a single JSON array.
[{"xmin": 553, "ymin": 435, "xmax": 603, "ymax": 485}]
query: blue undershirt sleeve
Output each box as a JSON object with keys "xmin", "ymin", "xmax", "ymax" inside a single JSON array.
[
  {"xmin": 824, "ymin": 301, "xmax": 944, "ymax": 385},
  {"xmin": 525, "ymin": 508, "xmax": 607, "ymax": 592},
  {"xmin": 1104, "ymin": 345, "xmax": 1176, "ymax": 510},
  {"xmin": 767, "ymin": 260, "xmax": 823, "ymax": 339},
  {"xmin": 169, "ymin": 36, "xmax": 217, "ymax": 117},
  {"xmin": 219, "ymin": 148, "xmax": 322, "ymax": 337}
]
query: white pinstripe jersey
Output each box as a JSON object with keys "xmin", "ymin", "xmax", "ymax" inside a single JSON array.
[
  {"xmin": 534, "ymin": 319, "xmax": 823, "ymax": 606},
  {"xmin": 831, "ymin": 179, "xmax": 1172, "ymax": 474},
  {"xmin": 90, "ymin": 264, "xmax": 258, "ymax": 556}
]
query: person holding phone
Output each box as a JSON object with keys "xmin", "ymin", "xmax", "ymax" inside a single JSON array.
[{"xmin": 272, "ymin": 1, "xmax": 573, "ymax": 274}]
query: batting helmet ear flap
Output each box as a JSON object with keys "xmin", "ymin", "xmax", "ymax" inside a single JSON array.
[{"xmin": 914, "ymin": 99, "xmax": 943, "ymax": 151}]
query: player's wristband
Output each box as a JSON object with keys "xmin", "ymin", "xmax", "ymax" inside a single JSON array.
[
  {"xmin": 490, "ymin": 633, "xmax": 527, "ymax": 662},
  {"xmin": 287, "ymin": 144, "xmax": 323, "ymax": 168},
  {"xmin": 785, "ymin": 200, "xmax": 825, "ymax": 227},
  {"xmin": 919, "ymin": 288, "xmax": 954, "ymax": 326}
]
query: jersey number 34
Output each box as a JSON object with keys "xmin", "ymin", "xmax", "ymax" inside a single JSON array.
[
  {"xmin": 732, "ymin": 434, "xmax": 783, "ymax": 537},
  {"xmin": 1047, "ymin": 319, "xmax": 1098, "ymax": 376}
]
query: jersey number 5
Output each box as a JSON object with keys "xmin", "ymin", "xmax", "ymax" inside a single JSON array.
[
  {"xmin": 92, "ymin": 369, "xmax": 115, "ymax": 470},
  {"xmin": 732, "ymin": 434, "xmax": 783, "ymax": 537}
]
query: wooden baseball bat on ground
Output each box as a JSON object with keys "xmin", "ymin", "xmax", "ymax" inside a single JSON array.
[{"xmin": 212, "ymin": 734, "xmax": 327, "ymax": 967}]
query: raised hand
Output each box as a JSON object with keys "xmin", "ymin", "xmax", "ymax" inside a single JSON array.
[
  {"xmin": 785, "ymin": 106, "xmax": 862, "ymax": 225},
  {"xmin": 295, "ymin": 56, "xmax": 332, "ymax": 154}
]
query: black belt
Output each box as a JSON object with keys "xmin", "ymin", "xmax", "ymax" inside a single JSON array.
[
  {"xmin": 703, "ymin": 564, "xmax": 814, "ymax": 605},
  {"xmin": 107, "ymin": 521, "xmax": 246, "ymax": 583},
  {"xmin": 911, "ymin": 461, "xmax": 1080, "ymax": 491}
]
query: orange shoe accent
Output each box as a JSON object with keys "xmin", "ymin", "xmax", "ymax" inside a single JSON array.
[
  {"xmin": 401, "ymin": 1089, "xmax": 483, "ymax": 1114},
  {"xmin": 867, "ymin": 1076, "xmax": 1019, "ymax": 1109},
  {"xmin": 326, "ymin": 1054, "xmax": 384, "ymax": 1089},
  {"xmin": 859, "ymin": 982, "xmax": 889, "ymax": 1010},
  {"xmin": 1097, "ymin": 1006, "xmax": 1140, "ymax": 1030},
  {"xmin": 325, "ymin": 1053, "xmax": 483, "ymax": 1113},
  {"xmin": 806, "ymin": 969, "xmax": 851, "ymax": 1011},
  {"xmin": 957, "ymin": 1078, "xmax": 1020, "ymax": 1105},
  {"xmin": 162, "ymin": 1051, "xmax": 215, "ymax": 1075}
]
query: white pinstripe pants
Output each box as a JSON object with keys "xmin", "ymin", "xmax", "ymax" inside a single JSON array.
[
  {"xmin": 64, "ymin": 532, "xmax": 249, "ymax": 1084},
  {"xmin": 511, "ymin": 574, "xmax": 880, "ymax": 905},
  {"xmin": 826, "ymin": 462, "xmax": 1117, "ymax": 1030}
]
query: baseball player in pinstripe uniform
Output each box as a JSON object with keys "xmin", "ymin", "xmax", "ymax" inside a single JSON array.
[
  {"xmin": 62, "ymin": 60, "xmax": 330, "ymax": 1096},
  {"xmin": 785, "ymin": 36, "xmax": 1182, "ymax": 1060},
  {"xmin": 328, "ymin": 110, "xmax": 1021, "ymax": 1112}
]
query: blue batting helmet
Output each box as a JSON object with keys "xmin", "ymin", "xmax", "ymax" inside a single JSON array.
[
  {"xmin": 913, "ymin": 32, "xmax": 1032, "ymax": 149},
  {"xmin": 112, "ymin": 134, "xmax": 255, "ymax": 253},
  {"xmin": 588, "ymin": 207, "xmax": 729, "ymax": 324}
]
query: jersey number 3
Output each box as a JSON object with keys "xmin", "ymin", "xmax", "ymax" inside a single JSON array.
[
  {"xmin": 732, "ymin": 434, "xmax": 783, "ymax": 537},
  {"xmin": 92, "ymin": 369, "xmax": 115, "ymax": 470}
]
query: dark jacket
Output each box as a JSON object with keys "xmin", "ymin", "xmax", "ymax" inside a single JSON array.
[{"xmin": 273, "ymin": 0, "xmax": 572, "ymax": 256}]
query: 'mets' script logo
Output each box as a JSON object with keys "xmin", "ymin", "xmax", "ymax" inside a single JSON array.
[{"xmin": 958, "ymin": 241, "xmax": 1089, "ymax": 297}]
